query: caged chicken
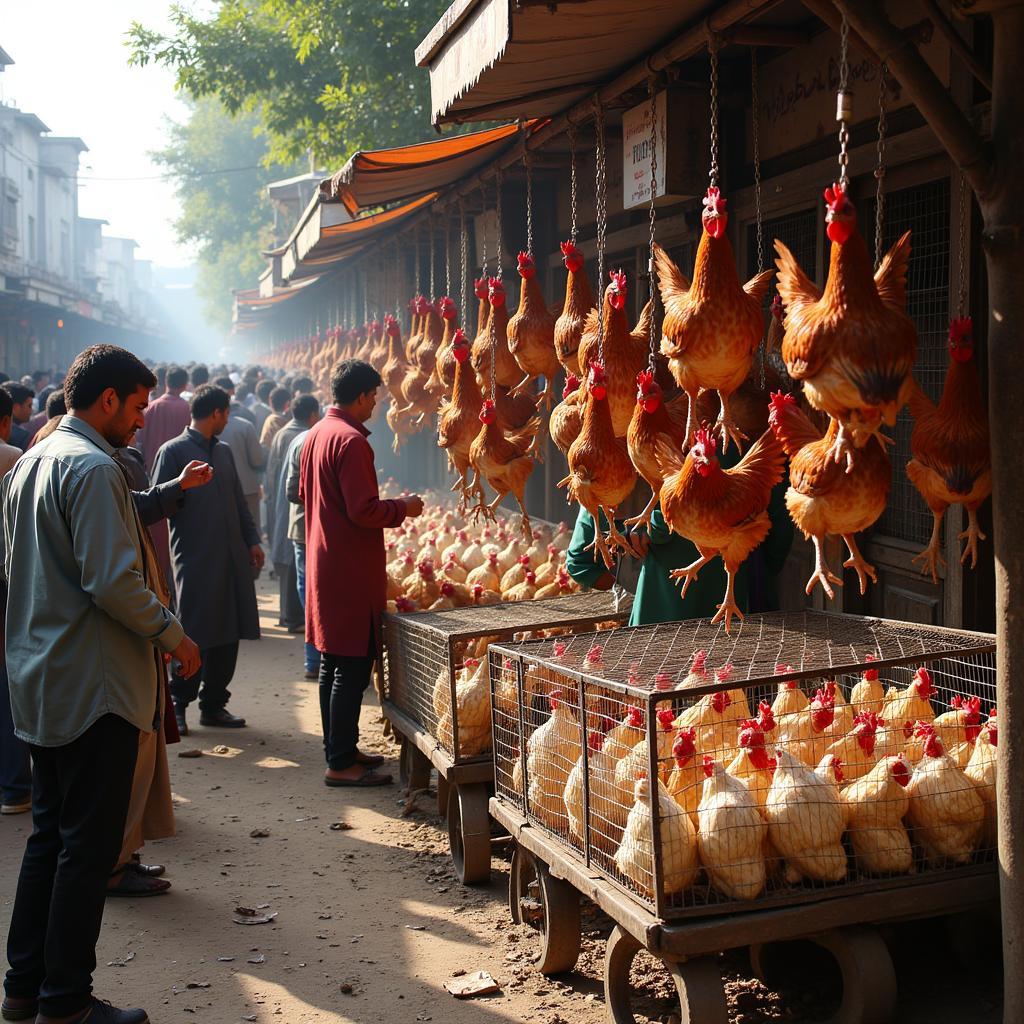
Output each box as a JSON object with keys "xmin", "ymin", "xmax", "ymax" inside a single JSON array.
[
  {"xmin": 841, "ymin": 754, "xmax": 914, "ymax": 876},
  {"xmin": 905, "ymin": 317, "xmax": 992, "ymax": 583},
  {"xmin": 775, "ymin": 182, "xmax": 916, "ymax": 467},
  {"xmin": 614, "ymin": 708, "xmax": 679, "ymax": 804},
  {"xmin": 726, "ymin": 710, "xmax": 778, "ymax": 812},
  {"xmin": 527, "ymin": 690, "xmax": 583, "ymax": 832},
  {"xmin": 624, "ymin": 370, "xmax": 689, "ymax": 530},
  {"xmin": 881, "ymin": 667, "xmax": 937, "ymax": 754},
  {"xmin": 554, "ymin": 241, "xmax": 595, "ymax": 377},
  {"xmin": 654, "ymin": 188, "xmax": 774, "ymax": 451},
  {"xmin": 850, "ymin": 655, "xmax": 885, "ymax": 715},
  {"xmin": 906, "ymin": 722, "xmax": 984, "ymax": 866},
  {"xmin": 507, "ymin": 252, "xmax": 560, "ymax": 405},
  {"xmin": 615, "ymin": 774, "xmax": 699, "ymax": 898},
  {"xmin": 768, "ymin": 391, "xmax": 890, "ymax": 599},
  {"xmin": 931, "ymin": 694, "xmax": 983, "ymax": 769},
  {"xmin": 770, "ymin": 665, "xmax": 810, "ymax": 721},
  {"xmin": 437, "ymin": 658, "xmax": 492, "ymax": 757},
  {"xmin": 963, "ymin": 710, "xmax": 997, "ymax": 847},
  {"xmin": 765, "ymin": 748, "xmax": 848, "ymax": 884},
  {"xmin": 558, "ymin": 361, "xmax": 637, "ymax": 569},
  {"xmin": 468, "ymin": 399, "xmax": 540, "ymax": 537},
  {"xmin": 665, "ymin": 727, "xmax": 704, "ymax": 823},
  {"xmin": 576, "ymin": 270, "xmax": 653, "ymax": 438},
  {"xmin": 697, "ymin": 758, "xmax": 768, "ymax": 901},
  {"xmin": 774, "ymin": 686, "xmax": 836, "ymax": 768},
  {"xmin": 824, "ymin": 710, "xmax": 884, "ymax": 783},
  {"xmin": 657, "ymin": 425, "xmax": 787, "ymax": 631},
  {"xmin": 564, "ymin": 732, "xmax": 628, "ymax": 857}
]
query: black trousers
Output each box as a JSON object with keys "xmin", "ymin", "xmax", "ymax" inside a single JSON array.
[
  {"xmin": 5, "ymin": 714, "xmax": 138, "ymax": 1017},
  {"xmin": 275, "ymin": 560, "xmax": 303, "ymax": 630},
  {"xmin": 170, "ymin": 640, "xmax": 239, "ymax": 712},
  {"xmin": 319, "ymin": 644, "xmax": 375, "ymax": 770}
]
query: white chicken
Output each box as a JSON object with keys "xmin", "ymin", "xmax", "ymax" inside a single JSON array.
[{"xmin": 527, "ymin": 691, "xmax": 582, "ymax": 832}]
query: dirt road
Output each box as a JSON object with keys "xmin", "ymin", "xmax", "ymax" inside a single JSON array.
[{"xmin": 0, "ymin": 580, "xmax": 1003, "ymax": 1023}]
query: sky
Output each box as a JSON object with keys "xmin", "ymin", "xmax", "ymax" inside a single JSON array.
[{"xmin": 1, "ymin": 1, "xmax": 213, "ymax": 268}]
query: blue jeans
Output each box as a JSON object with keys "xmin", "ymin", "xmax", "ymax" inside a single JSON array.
[
  {"xmin": 293, "ymin": 541, "xmax": 320, "ymax": 674},
  {"xmin": 0, "ymin": 661, "xmax": 31, "ymax": 804}
]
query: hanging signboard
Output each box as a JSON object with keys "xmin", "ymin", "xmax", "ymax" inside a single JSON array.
[{"xmin": 622, "ymin": 87, "xmax": 706, "ymax": 211}]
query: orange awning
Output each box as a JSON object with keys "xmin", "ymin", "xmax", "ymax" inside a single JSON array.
[{"xmin": 320, "ymin": 121, "xmax": 537, "ymax": 213}]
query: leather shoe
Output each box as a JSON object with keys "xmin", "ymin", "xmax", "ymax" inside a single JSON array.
[
  {"xmin": 36, "ymin": 997, "xmax": 149, "ymax": 1023},
  {"xmin": 1, "ymin": 995, "xmax": 37, "ymax": 1021},
  {"xmin": 199, "ymin": 708, "xmax": 246, "ymax": 728}
]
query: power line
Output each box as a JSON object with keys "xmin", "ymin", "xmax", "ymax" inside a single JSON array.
[{"xmin": 78, "ymin": 164, "xmax": 264, "ymax": 182}]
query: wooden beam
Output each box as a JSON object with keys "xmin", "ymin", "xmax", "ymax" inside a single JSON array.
[
  {"xmin": 829, "ymin": 0, "xmax": 992, "ymax": 197},
  {"xmin": 922, "ymin": 0, "xmax": 993, "ymax": 91}
]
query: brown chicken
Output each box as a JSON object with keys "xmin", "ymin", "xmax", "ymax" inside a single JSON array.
[
  {"xmin": 768, "ymin": 391, "xmax": 890, "ymax": 598},
  {"xmin": 471, "ymin": 277, "xmax": 521, "ymax": 390},
  {"xmin": 492, "ymin": 384, "xmax": 538, "ymax": 433},
  {"xmin": 381, "ymin": 314, "xmax": 410, "ymax": 403},
  {"xmin": 654, "ymin": 188, "xmax": 774, "ymax": 452},
  {"xmin": 554, "ymin": 241, "xmax": 595, "ymax": 378},
  {"xmin": 507, "ymin": 251, "xmax": 560, "ymax": 406},
  {"xmin": 624, "ymin": 370, "xmax": 689, "ymax": 530},
  {"xmin": 558, "ymin": 362, "xmax": 637, "ymax": 569},
  {"xmin": 404, "ymin": 294, "xmax": 428, "ymax": 363},
  {"xmin": 656, "ymin": 425, "xmax": 786, "ymax": 631},
  {"xmin": 432, "ymin": 296, "xmax": 460, "ymax": 398},
  {"xmin": 906, "ymin": 317, "xmax": 992, "ymax": 583},
  {"xmin": 468, "ymin": 398, "xmax": 540, "ymax": 537},
  {"xmin": 471, "ymin": 276, "xmax": 490, "ymax": 356},
  {"xmin": 576, "ymin": 270, "xmax": 652, "ymax": 438},
  {"xmin": 438, "ymin": 329, "xmax": 485, "ymax": 508},
  {"xmin": 550, "ymin": 373, "xmax": 583, "ymax": 455},
  {"xmin": 775, "ymin": 182, "xmax": 917, "ymax": 468}
]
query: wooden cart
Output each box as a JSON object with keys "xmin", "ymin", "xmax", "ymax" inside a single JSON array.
[
  {"xmin": 488, "ymin": 612, "xmax": 999, "ymax": 1022},
  {"xmin": 381, "ymin": 589, "xmax": 631, "ymax": 883}
]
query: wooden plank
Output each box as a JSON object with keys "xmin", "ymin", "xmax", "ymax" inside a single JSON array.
[{"xmin": 383, "ymin": 701, "xmax": 493, "ymax": 785}]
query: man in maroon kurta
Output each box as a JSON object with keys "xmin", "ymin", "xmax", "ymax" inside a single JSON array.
[{"xmin": 299, "ymin": 360, "xmax": 423, "ymax": 786}]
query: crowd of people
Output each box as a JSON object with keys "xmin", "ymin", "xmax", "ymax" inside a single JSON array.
[{"xmin": 0, "ymin": 346, "xmax": 423, "ymax": 1024}]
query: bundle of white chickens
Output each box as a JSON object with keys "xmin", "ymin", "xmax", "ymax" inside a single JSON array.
[
  {"xmin": 544, "ymin": 655, "xmax": 995, "ymax": 904},
  {"xmin": 383, "ymin": 496, "xmax": 575, "ymax": 612}
]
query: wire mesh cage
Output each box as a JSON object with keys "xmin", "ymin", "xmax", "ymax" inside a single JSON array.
[
  {"xmin": 490, "ymin": 611, "xmax": 997, "ymax": 920},
  {"xmin": 381, "ymin": 590, "xmax": 631, "ymax": 765}
]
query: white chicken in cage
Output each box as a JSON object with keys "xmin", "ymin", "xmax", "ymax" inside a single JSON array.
[
  {"xmin": 527, "ymin": 690, "xmax": 582, "ymax": 832},
  {"xmin": 964, "ymin": 711, "xmax": 997, "ymax": 847},
  {"xmin": 841, "ymin": 754, "xmax": 914, "ymax": 876},
  {"xmin": 564, "ymin": 731, "xmax": 627, "ymax": 857}
]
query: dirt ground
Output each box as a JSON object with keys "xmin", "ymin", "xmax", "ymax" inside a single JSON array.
[{"xmin": 0, "ymin": 579, "xmax": 1005, "ymax": 1024}]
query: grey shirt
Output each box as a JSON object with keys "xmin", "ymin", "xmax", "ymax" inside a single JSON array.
[
  {"xmin": 1, "ymin": 415, "xmax": 184, "ymax": 747},
  {"xmin": 220, "ymin": 414, "xmax": 266, "ymax": 497},
  {"xmin": 284, "ymin": 429, "xmax": 309, "ymax": 544}
]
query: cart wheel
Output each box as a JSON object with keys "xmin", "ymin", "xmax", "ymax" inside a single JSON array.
[
  {"xmin": 436, "ymin": 773, "xmax": 450, "ymax": 817},
  {"xmin": 398, "ymin": 738, "xmax": 431, "ymax": 792},
  {"xmin": 604, "ymin": 925, "xmax": 642, "ymax": 1023},
  {"xmin": 751, "ymin": 926, "xmax": 896, "ymax": 1024},
  {"xmin": 447, "ymin": 782, "xmax": 491, "ymax": 885},
  {"xmin": 526, "ymin": 862, "xmax": 581, "ymax": 975},
  {"xmin": 508, "ymin": 842, "xmax": 533, "ymax": 924}
]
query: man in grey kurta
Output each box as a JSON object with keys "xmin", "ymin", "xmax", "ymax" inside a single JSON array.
[
  {"xmin": 265, "ymin": 403, "xmax": 308, "ymax": 630},
  {"xmin": 152, "ymin": 385, "xmax": 264, "ymax": 735},
  {"xmin": 1, "ymin": 345, "xmax": 200, "ymax": 1024}
]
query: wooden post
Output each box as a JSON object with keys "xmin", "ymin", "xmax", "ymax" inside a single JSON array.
[{"xmin": 828, "ymin": 0, "xmax": 1024, "ymax": 1013}]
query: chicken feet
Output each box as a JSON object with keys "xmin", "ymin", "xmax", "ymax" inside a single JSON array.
[
  {"xmin": 582, "ymin": 505, "xmax": 628, "ymax": 570},
  {"xmin": 842, "ymin": 533, "xmax": 878, "ymax": 595},
  {"xmin": 714, "ymin": 391, "xmax": 749, "ymax": 455},
  {"xmin": 806, "ymin": 535, "xmax": 844, "ymax": 599},
  {"xmin": 712, "ymin": 568, "xmax": 744, "ymax": 633},
  {"xmin": 623, "ymin": 489, "xmax": 659, "ymax": 532},
  {"xmin": 912, "ymin": 509, "xmax": 947, "ymax": 585},
  {"xmin": 959, "ymin": 507, "xmax": 987, "ymax": 569},
  {"xmin": 669, "ymin": 549, "xmax": 715, "ymax": 599}
]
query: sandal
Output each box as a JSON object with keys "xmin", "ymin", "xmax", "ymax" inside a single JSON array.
[
  {"xmin": 324, "ymin": 768, "xmax": 393, "ymax": 788},
  {"xmin": 107, "ymin": 872, "xmax": 171, "ymax": 897}
]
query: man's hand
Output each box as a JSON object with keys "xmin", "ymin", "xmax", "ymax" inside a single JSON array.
[
  {"xmin": 178, "ymin": 460, "xmax": 214, "ymax": 491},
  {"xmin": 250, "ymin": 545, "xmax": 265, "ymax": 571},
  {"xmin": 403, "ymin": 494, "xmax": 425, "ymax": 518},
  {"xmin": 626, "ymin": 528, "xmax": 650, "ymax": 560},
  {"xmin": 172, "ymin": 635, "xmax": 201, "ymax": 679}
]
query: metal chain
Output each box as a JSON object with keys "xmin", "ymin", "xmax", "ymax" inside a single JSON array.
[
  {"xmin": 752, "ymin": 48, "xmax": 764, "ymax": 273},
  {"xmin": 708, "ymin": 35, "xmax": 720, "ymax": 189},
  {"xmin": 459, "ymin": 199, "xmax": 468, "ymax": 323},
  {"xmin": 647, "ymin": 76, "xmax": 659, "ymax": 369},
  {"xmin": 495, "ymin": 166, "xmax": 503, "ymax": 280},
  {"xmin": 836, "ymin": 13, "xmax": 852, "ymax": 188},
  {"xmin": 445, "ymin": 215, "xmax": 452, "ymax": 297},
  {"xmin": 428, "ymin": 217, "xmax": 436, "ymax": 299},
  {"xmin": 490, "ymin": 167, "xmax": 503, "ymax": 403},
  {"xmin": 874, "ymin": 63, "xmax": 888, "ymax": 270},
  {"xmin": 568, "ymin": 122, "xmax": 579, "ymax": 243},
  {"xmin": 524, "ymin": 149, "xmax": 534, "ymax": 255},
  {"xmin": 957, "ymin": 172, "xmax": 969, "ymax": 316},
  {"xmin": 594, "ymin": 97, "xmax": 608, "ymax": 364},
  {"xmin": 480, "ymin": 184, "xmax": 489, "ymax": 275},
  {"xmin": 414, "ymin": 224, "xmax": 421, "ymax": 295}
]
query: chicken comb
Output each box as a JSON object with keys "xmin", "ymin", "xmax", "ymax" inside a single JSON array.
[
  {"xmin": 548, "ymin": 689, "xmax": 565, "ymax": 711},
  {"xmin": 560, "ymin": 240, "xmax": 581, "ymax": 257},
  {"xmin": 636, "ymin": 369, "xmax": 655, "ymax": 391},
  {"xmin": 451, "ymin": 327, "xmax": 469, "ymax": 346},
  {"xmin": 673, "ymin": 727, "xmax": 697, "ymax": 761},
  {"xmin": 472, "ymin": 582, "xmax": 484, "ymax": 597},
  {"xmin": 891, "ymin": 755, "xmax": 912, "ymax": 788},
  {"xmin": 588, "ymin": 730, "xmax": 605, "ymax": 752},
  {"xmin": 702, "ymin": 185, "xmax": 727, "ymax": 216},
  {"xmin": 768, "ymin": 391, "xmax": 797, "ymax": 420},
  {"xmin": 518, "ymin": 554, "xmax": 531, "ymax": 565},
  {"xmin": 701, "ymin": 755, "xmax": 716, "ymax": 778},
  {"xmin": 829, "ymin": 756, "xmax": 845, "ymax": 785},
  {"xmin": 812, "ymin": 686, "xmax": 836, "ymax": 709},
  {"xmin": 823, "ymin": 181, "xmax": 852, "ymax": 213},
  {"xmin": 474, "ymin": 277, "xmax": 489, "ymax": 298},
  {"xmin": 562, "ymin": 373, "xmax": 582, "ymax": 399},
  {"xmin": 710, "ymin": 691, "xmax": 732, "ymax": 714},
  {"xmin": 912, "ymin": 667, "xmax": 936, "ymax": 697},
  {"xmin": 395, "ymin": 597, "xmax": 415, "ymax": 612},
  {"xmin": 715, "ymin": 664, "xmax": 734, "ymax": 682},
  {"xmin": 626, "ymin": 706, "xmax": 644, "ymax": 728},
  {"xmin": 656, "ymin": 708, "xmax": 676, "ymax": 728},
  {"xmin": 478, "ymin": 399, "xmax": 497, "ymax": 425},
  {"xmin": 654, "ymin": 672, "xmax": 674, "ymax": 691},
  {"xmin": 438, "ymin": 296, "xmax": 457, "ymax": 319},
  {"xmin": 551, "ymin": 640, "xmax": 567, "ymax": 658},
  {"xmin": 738, "ymin": 719, "xmax": 765, "ymax": 746},
  {"xmin": 691, "ymin": 650, "xmax": 708, "ymax": 673},
  {"xmin": 439, "ymin": 580, "xmax": 455, "ymax": 596},
  {"xmin": 853, "ymin": 710, "xmax": 882, "ymax": 731},
  {"xmin": 770, "ymin": 293, "xmax": 784, "ymax": 321},
  {"xmin": 525, "ymin": 571, "xmax": 536, "ymax": 584},
  {"xmin": 585, "ymin": 644, "xmax": 604, "ymax": 664},
  {"xmin": 691, "ymin": 427, "xmax": 718, "ymax": 455},
  {"xmin": 862, "ymin": 653, "xmax": 880, "ymax": 681},
  {"xmin": 757, "ymin": 701, "xmax": 776, "ymax": 732},
  {"xmin": 417, "ymin": 559, "xmax": 436, "ymax": 577},
  {"xmin": 949, "ymin": 316, "xmax": 973, "ymax": 345}
]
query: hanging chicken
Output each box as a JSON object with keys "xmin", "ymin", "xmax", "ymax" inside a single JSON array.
[
  {"xmin": 775, "ymin": 182, "xmax": 916, "ymax": 468},
  {"xmin": 558, "ymin": 362, "xmax": 637, "ymax": 569},
  {"xmin": 507, "ymin": 252, "xmax": 560, "ymax": 406},
  {"xmin": 768, "ymin": 391, "xmax": 890, "ymax": 599},
  {"xmin": 549, "ymin": 373, "xmax": 584, "ymax": 455},
  {"xmin": 905, "ymin": 317, "xmax": 992, "ymax": 583},
  {"xmin": 624, "ymin": 370, "xmax": 689, "ymax": 531},
  {"xmin": 468, "ymin": 398, "xmax": 540, "ymax": 537},
  {"xmin": 432, "ymin": 296, "xmax": 461, "ymax": 398},
  {"xmin": 657, "ymin": 425, "xmax": 786, "ymax": 631},
  {"xmin": 653, "ymin": 187, "xmax": 774, "ymax": 452},
  {"xmin": 438, "ymin": 330, "xmax": 486, "ymax": 509},
  {"xmin": 554, "ymin": 241, "xmax": 595, "ymax": 378},
  {"xmin": 576, "ymin": 270, "xmax": 653, "ymax": 437},
  {"xmin": 471, "ymin": 277, "xmax": 521, "ymax": 390}
]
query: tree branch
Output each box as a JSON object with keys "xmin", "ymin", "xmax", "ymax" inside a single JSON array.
[{"xmin": 828, "ymin": 0, "xmax": 993, "ymax": 197}]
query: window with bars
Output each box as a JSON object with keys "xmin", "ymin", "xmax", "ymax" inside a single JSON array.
[
  {"xmin": 747, "ymin": 207, "xmax": 820, "ymax": 293},
  {"xmin": 868, "ymin": 178, "xmax": 951, "ymax": 545}
]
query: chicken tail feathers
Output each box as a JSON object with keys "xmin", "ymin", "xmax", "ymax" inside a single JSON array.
[
  {"xmin": 652, "ymin": 241, "xmax": 691, "ymax": 302},
  {"xmin": 774, "ymin": 239, "xmax": 821, "ymax": 320},
  {"xmin": 632, "ymin": 299, "xmax": 654, "ymax": 342},
  {"xmin": 767, "ymin": 392, "xmax": 822, "ymax": 457},
  {"xmin": 875, "ymin": 230, "xmax": 912, "ymax": 310},
  {"xmin": 654, "ymin": 434, "xmax": 686, "ymax": 481},
  {"xmin": 905, "ymin": 373, "xmax": 935, "ymax": 422},
  {"xmin": 734, "ymin": 427, "xmax": 788, "ymax": 493},
  {"xmin": 743, "ymin": 268, "xmax": 775, "ymax": 306}
]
